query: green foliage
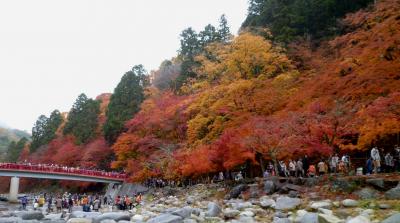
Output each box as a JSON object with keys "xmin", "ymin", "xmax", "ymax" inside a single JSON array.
[
  {"xmin": 242, "ymin": 0, "xmax": 374, "ymax": 42},
  {"xmin": 174, "ymin": 15, "xmax": 232, "ymax": 91},
  {"xmin": 104, "ymin": 65, "xmax": 149, "ymax": 144},
  {"xmin": 63, "ymin": 94, "xmax": 100, "ymax": 144},
  {"xmin": 6, "ymin": 137, "xmax": 28, "ymax": 162},
  {"xmin": 30, "ymin": 110, "xmax": 63, "ymax": 152}
]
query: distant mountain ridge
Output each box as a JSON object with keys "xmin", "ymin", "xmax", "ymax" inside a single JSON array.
[{"xmin": 0, "ymin": 126, "xmax": 31, "ymax": 155}]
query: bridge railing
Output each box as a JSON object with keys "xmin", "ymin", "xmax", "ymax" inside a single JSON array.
[{"xmin": 0, "ymin": 163, "xmax": 126, "ymax": 180}]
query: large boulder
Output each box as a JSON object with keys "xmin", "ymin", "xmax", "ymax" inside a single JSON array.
[
  {"xmin": 353, "ymin": 188, "xmax": 378, "ymax": 199},
  {"xmin": 147, "ymin": 213, "xmax": 183, "ymax": 223},
  {"xmin": 366, "ymin": 178, "xmax": 385, "ymax": 190},
  {"xmin": 274, "ymin": 196, "xmax": 301, "ymax": 210},
  {"xmin": 14, "ymin": 211, "xmax": 44, "ymax": 220},
  {"xmin": 0, "ymin": 217, "xmax": 23, "ymax": 223},
  {"xmin": 69, "ymin": 211, "xmax": 101, "ymax": 219},
  {"xmin": 346, "ymin": 215, "xmax": 370, "ymax": 223},
  {"xmin": 93, "ymin": 213, "xmax": 130, "ymax": 223},
  {"xmin": 171, "ymin": 206, "xmax": 192, "ymax": 219},
  {"xmin": 229, "ymin": 184, "xmax": 248, "ymax": 199},
  {"xmin": 382, "ymin": 213, "xmax": 400, "ymax": 223},
  {"xmin": 206, "ymin": 202, "xmax": 221, "ymax": 217},
  {"xmin": 385, "ymin": 185, "xmax": 400, "ymax": 199},
  {"xmin": 264, "ymin": 180, "xmax": 276, "ymax": 194},
  {"xmin": 297, "ymin": 212, "xmax": 319, "ymax": 223}
]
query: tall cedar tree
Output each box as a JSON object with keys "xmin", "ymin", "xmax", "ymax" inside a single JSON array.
[
  {"xmin": 30, "ymin": 110, "xmax": 63, "ymax": 152},
  {"xmin": 63, "ymin": 94, "xmax": 100, "ymax": 144},
  {"xmin": 104, "ymin": 65, "xmax": 149, "ymax": 144}
]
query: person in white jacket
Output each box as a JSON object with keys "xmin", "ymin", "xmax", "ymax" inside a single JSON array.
[{"xmin": 371, "ymin": 147, "xmax": 381, "ymax": 173}]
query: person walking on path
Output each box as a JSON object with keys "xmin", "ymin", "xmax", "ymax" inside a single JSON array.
[
  {"xmin": 317, "ymin": 160, "xmax": 327, "ymax": 175},
  {"xmin": 371, "ymin": 147, "xmax": 381, "ymax": 173},
  {"xmin": 330, "ymin": 154, "xmax": 339, "ymax": 174}
]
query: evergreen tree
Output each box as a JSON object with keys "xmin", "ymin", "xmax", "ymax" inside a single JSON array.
[
  {"xmin": 218, "ymin": 14, "xmax": 231, "ymax": 42},
  {"xmin": 199, "ymin": 24, "xmax": 220, "ymax": 47},
  {"xmin": 64, "ymin": 93, "xmax": 100, "ymax": 144},
  {"xmin": 30, "ymin": 110, "xmax": 63, "ymax": 152},
  {"xmin": 104, "ymin": 65, "xmax": 149, "ymax": 144},
  {"xmin": 7, "ymin": 137, "xmax": 28, "ymax": 162}
]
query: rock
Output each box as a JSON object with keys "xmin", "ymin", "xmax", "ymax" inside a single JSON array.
[
  {"xmin": 231, "ymin": 201, "xmax": 253, "ymax": 210},
  {"xmin": 297, "ymin": 212, "xmax": 319, "ymax": 223},
  {"xmin": 183, "ymin": 219, "xmax": 196, "ymax": 223},
  {"xmin": 93, "ymin": 213, "xmax": 130, "ymax": 223},
  {"xmin": 69, "ymin": 211, "xmax": 102, "ymax": 219},
  {"xmin": 223, "ymin": 208, "xmax": 240, "ymax": 218},
  {"xmin": 366, "ymin": 178, "xmax": 385, "ymax": 190},
  {"xmin": 230, "ymin": 184, "xmax": 249, "ymax": 199},
  {"xmin": 239, "ymin": 211, "xmax": 254, "ymax": 217},
  {"xmin": 378, "ymin": 203, "xmax": 391, "ymax": 209},
  {"xmin": 131, "ymin": 214, "xmax": 144, "ymax": 222},
  {"xmin": 318, "ymin": 213, "xmax": 343, "ymax": 223},
  {"xmin": 305, "ymin": 178, "xmax": 319, "ymax": 187},
  {"xmin": 310, "ymin": 201, "xmax": 332, "ymax": 210},
  {"xmin": 171, "ymin": 206, "xmax": 192, "ymax": 219},
  {"xmin": 186, "ymin": 196, "xmax": 195, "ymax": 205},
  {"xmin": 382, "ymin": 213, "xmax": 400, "ymax": 223},
  {"xmin": 206, "ymin": 202, "xmax": 221, "ymax": 217},
  {"xmin": 318, "ymin": 208, "xmax": 333, "ymax": 215},
  {"xmin": 236, "ymin": 216, "xmax": 255, "ymax": 223},
  {"xmin": 264, "ymin": 180, "xmax": 276, "ymax": 194},
  {"xmin": 44, "ymin": 213, "xmax": 62, "ymax": 220},
  {"xmin": 284, "ymin": 184, "xmax": 306, "ymax": 193},
  {"xmin": 0, "ymin": 217, "xmax": 23, "ymax": 223},
  {"xmin": 274, "ymin": 211, "xmax": 288, "ymax": 218},
  {"xmin": 346, "ymin": 215, "xmax": 370, "ymax": 223},
  {"xmin": 67, "ymin": 218, "xmax": 93, "ymax": 223},
  {"xmin": 274, "ymin": 196, "xmax": 301, "ymax": 210},
  {"xmin": 147, "ymin": 213, "xmax": 183, "ymax": 223},
  {"xmin": 288, "ymin": 190, "xmax": 299, "ymax": 198},
  {"xmin": 342, "ymin": 199, "xmax": 359, "ymax": 207},
  {"xmin": 191, "ymin": 208, "xmax": 201, "ymax": 216},
  {"xmin": 354, "ymin": 188, "xmax": 378, "ymax": 199},
  {"xmin": 248, "ymin": 184, "xmax": 260, "ymax": 198},
  {"xmin": 385, "ymin": 185, "xmax": 400, "ymax": 199},
  {"xmin": 260, "ymin": 197, "xmax": 276, "ymax": 209},
  {"xmin": 99, "ymin": 220, "xmax": 116, "ymax": 223},
  {"xmin": 332, "ymin": 179, "xmax": 356, "ymax": 192},
  {"xmin": 273, "ymin": 217, "xmax": 290, "ymax": 223},
  {"xmin": 15, "ymin": 211, "xmax": 44, "ymax": 220}
]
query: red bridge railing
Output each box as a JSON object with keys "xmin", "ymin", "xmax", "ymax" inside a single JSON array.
[{"xmin": 0, "ymin": 163, "xmax": 126, "ymax": 181}]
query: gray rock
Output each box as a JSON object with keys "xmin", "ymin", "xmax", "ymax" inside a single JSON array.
[
  {"xmin": 206, "ymin": 202, "xmax": 221, "ymax": 217},
  {"xmin": 305, "ymin": 178, "xmax": 319, "ymax": 187},
  {"xmin": 318, "ymin": 213, "xmax": 342, "ymax": 223},
  {"xmin": 131, "ymin": 214, "xmax": 144, "ymax": 222},
  {"xmin": 332, "ymin": 179, "xmax": 355, "ymax": 192},
  {"xmin": 342, "ymin": 199, "xmax": 359, "ymax": 207},
  {"xmin": 346, "ymin": 215, "xmax": 370, "ymax": 223},
  {"xmin": 297, "ymin": 212, "xmax": 319, "ymax": 223},
  {"xmin": 382, "ymin": 213, "xmax": 400, "ymax": 223},
  {"xmin": 171, "ymin": 206, "xmax": 192, "ymax": 219},
  {"xmin": 0, "ymin": 217, "xmax": 23, "ymax": 223},
  {"xmin": 310, "ymin": 201, "xmax": 332, "ymax": 210},
  {"xmin": 354, "ymin": 188, "xmax": 377, "ymax": 199},
  {"xmin": 239, "ymin": 211, "xmax": 254, "ymax": 217},
  {"xmin": 288, "ymin": 190, "xmax": 299, "ymax": 198},
  {"xmin": 93, "ymin": 213, "xmax": 130, "ymax": 223},
  {"xmin": 366, "ymin": 178, "xmax": 385, "ymax": 189},
  {"xmin": 191, "ymin": 208, "xmax": 201, "ymax": 216},
  {"xmin": 378, "ymin": 203, "xmax": 391, "ymax": 209},
  {"xmin": 186, "ymin": 196, "xmax": 195, "ymax": 205},
  {"xmin": 264, "ymin": 180, "xmax": 276, "ymax": 194},
  {"xmin": 230, "ymin": 184, "xmax": 248, "ymax": 199},
  {"xmin": 147, "ymin": 213, "xmax": 183, "ymax": 223},
  {"xmin": 248, "ymin": 184, "xmax": 260, "ymax": 198},
  {"xmin": 273, "ymin": 217, "xmax": 290, "ymax": 223},
  {"xmin": 67, "ymin": 218, "xmax": 93, "ymax": 223},
  {"xmin": 274, "ymin": 211, "xmax": 288, "ymax": 218},
  {"xmin": 274, "ymin": 196, "xmax": 301, "ymax": 210},
  {"xmin": 385, "ymin": 185, "xmax": 400, "ymax": 199},
  {"xmin": 223, "ymin": 208, "xmax": 240, "ymax": 218},
  {"xmin": 99, "ymin": 220, "xmax": 116, "ymax": 223},
  {"xmin": 44, "ymin": 213, "xmax": 62, "ymax": 220},
  {"xmin": 238, "ymin": 216, "xmax": 255, "ymax": 223},
  {"xmin": 15, "ymin": 212, "xmax": 44, "ymax": 220},
  {"xmin": 69, "ymin": 211, "xmax": 101, "ymax": 219},
  {"xmin": 183, "ymin": 219, "xmax": 196, "ymax": 223},
  {"xmin": 260, "ymin": 197, "xmax": 276, "ymax": 209}
]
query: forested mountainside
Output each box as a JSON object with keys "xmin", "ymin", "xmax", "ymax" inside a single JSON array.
[
  {"xmin": 6, "ymin": 0, "xmax": 399, "ymax": 188},
  {"xmin": 0, "ymin": 126, "xmax": 30, "ymax": 161}
]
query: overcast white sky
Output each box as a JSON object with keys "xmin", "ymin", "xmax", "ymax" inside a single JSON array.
[{"xmin": 0, "ymin": 0, "xmax": 248, "ymax": 132}]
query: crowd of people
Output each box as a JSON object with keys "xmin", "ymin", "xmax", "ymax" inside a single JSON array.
[
  {"xmin": 19, "ymin": 192, "xmax": 143, "ymax": 213},
  {"xmin": 0, "ymin": 162, "xmax": 126, "ymax": 179}
]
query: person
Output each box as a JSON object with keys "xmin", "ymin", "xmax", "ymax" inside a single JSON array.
[
  {"xmin": 21, "ymin": 196, "xmax": 28, "ymax": 210},
  {"xmin": 103, "ymin": 195, "xmax": 108, "ymax": 206},
  {"xmin": 56, "ymin": 197, "xmax": 62, "ymax": 213},
  {"xmin": 338, "ymin": 160, "xmax": 346, "ymax": 174},
  {"xmin": 394, "ymin": 145, "xmax": 400, "ymax": 172},
  {"xmin": 342, "ymin": 154, "xmax": 350, "ymax": 171},
  {"xmin": 218, "ymin": 172, "xmax": 224, "ymax": 181},
  {"xmin": 126, "ymin": 196, "xmax": 132, "ymax": 210},
  {"xmin": 366, "ymin": 157, "xmax": 373, "ymax": 175},
  {"xmin": 385, "ymin": 152, "xmax": 394, "ymax": 173},
  {"xmin": 38, "ymin": 195, "xmax": 45, "ymax": 207},
  {"xmin": 371, "ymin": 147, "xmax": 381, "ymax": 173},
  {"xmin": 317, "ymin": 160, "xmax": 327, "ymax": 175},
  {"xmin": 47, "ymin": 196, "xmax": 53, "ymax": 213},
  {"xmin": 307, "ymin": 164, "xmax": 316, "ymax": 177},
  {"xmin": 267, "ymin": 162, "xmax": 275, "ymax": 176},
  {"xmin": 296, "ymin": 159, "xmax": 304, "ymax": 177},
  {"xmin": 135, "ymin": 193, "xmax": 142, "ymax": 206},
  {"xmin": 279, "ymin": 161, "xmax": 288, "ymax": 177},
  {"xmin": 33, "ymin": 199, "xmax": 39, "ymax": 211},
  {"xmin": 68, "ymin": 196, "xmax": 74, "ymax": 213},
  {"xmin": 93, "ymin": 198, "xmax": 100, "ymax": 212},
  {"xmin": 330, "ymin": 154, "xmax": 339, "ymax": 174},
  {"xmin": 263, "ymin": 169, "xmax": 270, "ymax": 178},
  {"xmin": 235, "ymin": 171, "xmax": 244, "ymax": 181},
  {"xmin": 289, "ymin": 160, "xmax": 296, "ymax": 177}
]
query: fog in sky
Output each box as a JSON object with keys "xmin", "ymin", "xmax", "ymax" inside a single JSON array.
[{"xmin": 0, "ymin": 0, "xmax": 248, "ymax": 132}]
